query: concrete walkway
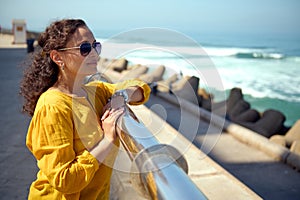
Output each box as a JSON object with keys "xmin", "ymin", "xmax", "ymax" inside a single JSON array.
[{"xmin": 0, "ymin": 48, "xmax": 37, "ymax": 199}]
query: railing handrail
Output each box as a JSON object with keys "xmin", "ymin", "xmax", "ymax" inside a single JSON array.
[
  {"xmin": 86, "ymin": 73, "xmax": 207, "ymax": 199},
  {"xmin": 115, "ymin": 106, "xmax": 207, "ymax": 200}
]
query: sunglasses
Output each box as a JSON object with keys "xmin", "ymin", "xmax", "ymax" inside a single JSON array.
[{"xmin": 58, "ymin": 41, "xmax": 102, "ymax": 56}]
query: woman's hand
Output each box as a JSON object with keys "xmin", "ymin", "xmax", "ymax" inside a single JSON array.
[
  {"xmin": 91, "ymin": 104, "xmax": 124, "ymax": 164},
  {"xmin": 101, "ymin": 96, "xmax": 126, "ymax": 142}
]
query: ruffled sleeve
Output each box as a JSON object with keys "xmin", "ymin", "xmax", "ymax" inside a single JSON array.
[{"xmin": 26, "ymin": 104, "xmax": 99, "ymax": 194}]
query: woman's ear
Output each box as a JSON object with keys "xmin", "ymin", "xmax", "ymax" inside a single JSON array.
[{"xmin": 50, "ymin": 50, "xmax": 64, "ymax": 67}]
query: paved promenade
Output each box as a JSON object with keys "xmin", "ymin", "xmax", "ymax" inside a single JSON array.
[{"xmin": 0, "ymin": 48, "xmax": 37, "ymax": 199}]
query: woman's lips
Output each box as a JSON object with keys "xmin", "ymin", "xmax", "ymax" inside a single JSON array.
[{"xmin": 87, "ymin": 62, "xmax": 97, "ymax": 66}]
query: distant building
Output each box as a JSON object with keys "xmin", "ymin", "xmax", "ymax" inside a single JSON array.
[{"xmin": 12, "ymin": 19, "xmax": 26, "ymax": 44}]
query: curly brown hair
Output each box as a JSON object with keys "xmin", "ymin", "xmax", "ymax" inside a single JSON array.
[{"xmin": 20, "ymin": 19, "xmax": 87, "ymax": 116}]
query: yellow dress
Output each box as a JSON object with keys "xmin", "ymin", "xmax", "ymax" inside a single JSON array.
[{"xmin": 26, "ymin": 79, "xmax": 151, "ymax": 200}]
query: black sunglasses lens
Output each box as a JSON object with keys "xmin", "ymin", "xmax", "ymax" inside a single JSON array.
[
  {"xmin": 80, "ymin": 43, "xmax": 92, "ymax": 56},
  {"xmin": 93, "ymin": 42, "xmax": 101, "ymax": 55}
]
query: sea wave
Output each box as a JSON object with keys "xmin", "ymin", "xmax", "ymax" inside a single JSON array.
[
  {"xmin": 203, "ymin": 46, "xmax": 286, "ymax": 60},
  {"xmin": 234, "ymin": 52, "xmax": 284, "ymax": 59}
]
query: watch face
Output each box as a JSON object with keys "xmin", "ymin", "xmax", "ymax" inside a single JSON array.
[{"xmin": 121, "ymin": 90, "xmax": 129, "ymax": 102}]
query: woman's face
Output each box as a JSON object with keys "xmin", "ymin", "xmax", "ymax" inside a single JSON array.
[{"xmin": 61, "ymin": 26, "xmax": 99, "ymax": 79}]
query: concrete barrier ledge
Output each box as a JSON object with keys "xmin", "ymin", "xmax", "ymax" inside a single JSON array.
[{"xmin": 156, "ymin": 92, "xmax": 300, "ymax": 169}]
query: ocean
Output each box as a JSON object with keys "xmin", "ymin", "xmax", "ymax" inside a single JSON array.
[{"xmin": 95, "ymin": 28, "xmax": 300, "ymax": 127}]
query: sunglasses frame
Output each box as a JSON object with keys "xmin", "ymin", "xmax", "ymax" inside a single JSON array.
[{"xmin": 58, "ymin": 41, "xmax": 101, "ymax": 56}]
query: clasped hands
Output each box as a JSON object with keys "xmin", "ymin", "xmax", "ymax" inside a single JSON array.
[{"xmin": 100, "ymin": 95, "xmax": 126, "ymax": 142}]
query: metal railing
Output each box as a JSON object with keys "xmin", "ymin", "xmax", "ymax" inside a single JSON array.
[
  {"xmin": 87, "ymin": 73, "xmax": 207, "ymax": 199},
  {"xmin": 116, "ymin": 106, "xmax": 207, "ymax": 200}
]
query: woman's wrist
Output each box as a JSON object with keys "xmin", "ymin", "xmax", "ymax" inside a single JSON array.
[
  {"xmin": 110, "ymin": 95, "xmax": 126, "ymax": 109},
  {"xmin": 104, "ymin": 134, "xmax": 116, "ymax": 143},
  {"xmin": 90, "ymin": 136, "xmax": 115, "ymax": 164},
  {"xmin": 111, "ymin": 89, "xmax": 129, "ymax": 103},
  {"xmin": 110, "ymin": 86, "xmax": 143, "ymax": 106}
]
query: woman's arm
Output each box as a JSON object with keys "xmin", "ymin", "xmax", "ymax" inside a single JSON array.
[
  {"xmin": 92, "ymin": 86, "xmax": 143, "ymax": 163},
  {"xmin": 85, "ymin": 79, "xmax": 150, "ymax": 164},
  {"xmin": 113, "ymin": 79, "xmax": 151, "ymax": 105},
  {"xmin": 125, "ymin": 86, "xmax": 144, "ymax": 103}
]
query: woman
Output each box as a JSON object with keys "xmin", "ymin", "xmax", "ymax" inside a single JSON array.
[{"xmin": 20, "ymin": 19, "xmax": 150, "ymax": 199}]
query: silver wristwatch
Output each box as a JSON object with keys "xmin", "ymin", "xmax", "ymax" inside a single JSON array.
[{"xmin": 112, "ymin": 89, "xmax": 129, "ymax": 103}]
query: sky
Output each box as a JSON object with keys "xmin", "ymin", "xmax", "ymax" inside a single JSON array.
[{"xmin": 1, "ymin": 0, "xmax": 300, "ymax": 37}]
